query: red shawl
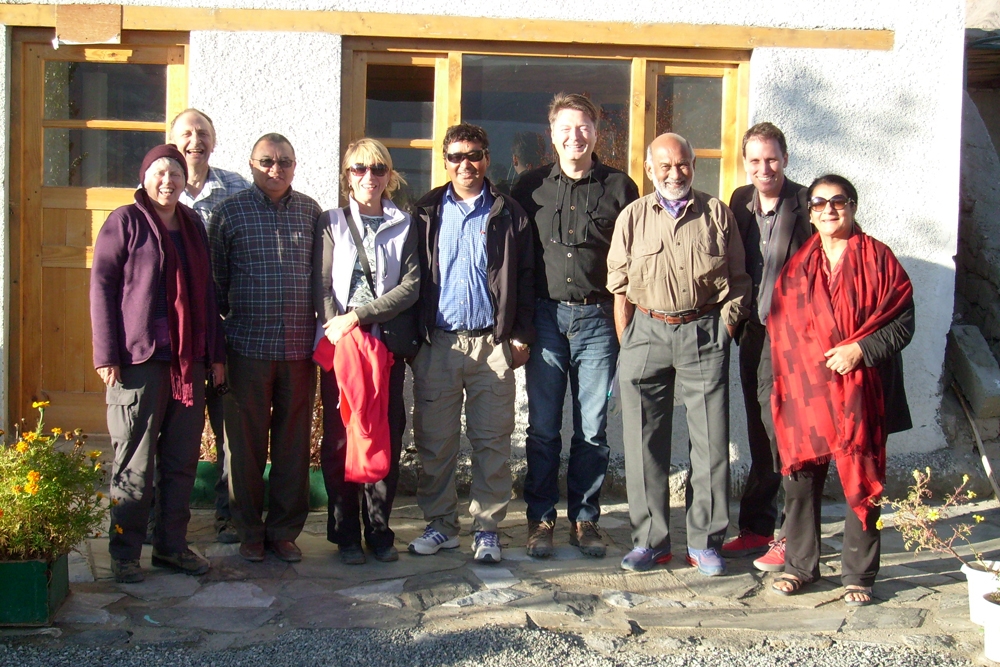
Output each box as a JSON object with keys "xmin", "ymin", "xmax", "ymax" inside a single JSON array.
[
  {"xmin": 138, "ymin": 190, "xmax": 210, "ymax": 407},
  {"xmin": 769, "ymin": 230, "xmax": 912, "ymax": 528}
]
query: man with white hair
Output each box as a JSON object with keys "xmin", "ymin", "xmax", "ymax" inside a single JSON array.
[{"xmin": 606, "ymin": 132, "xmax": 750, "ymax": 576}]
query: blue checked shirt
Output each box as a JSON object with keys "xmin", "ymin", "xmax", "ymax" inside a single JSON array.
[
  {"xmin": 435, "ymin": 185, "xmax": 494, "ymax": 331},
  {"xmin": 179, "ymin": 166, "xmax": 250, "ymax": 228},
  {"xmin": 208, "ymin": 185, "xmax": 322, "ymax": 361}
]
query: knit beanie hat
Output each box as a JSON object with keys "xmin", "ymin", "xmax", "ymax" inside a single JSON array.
[{"xmin": 139, "ymin": 144, "xmax": 188, "ymax": 184}]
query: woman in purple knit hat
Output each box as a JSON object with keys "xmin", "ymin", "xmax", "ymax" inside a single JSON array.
[{"xmin": 90, "ymin": 144, "xmax": 227, "ymax": 584}]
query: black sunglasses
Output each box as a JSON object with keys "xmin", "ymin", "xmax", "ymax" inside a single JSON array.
[
  {"xmin": 252, "ymin": 157, "xmax": 295, "ymax": 170},
  {"xmin": 445, "ymin": 149, "xmax": 488, "ymax": 164},
  {"xmin": 348, "ymin": 163, "xmax": 390, "ymax": 177},
  {"xmin": 809, "ymin": 195, "xmax": 854, "ymax": 212}
]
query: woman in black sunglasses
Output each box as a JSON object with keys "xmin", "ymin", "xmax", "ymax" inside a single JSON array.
[
  {"xmin": 767, "ymin": 174, "xmax": 914, "ymax": 606},
  {"xmin": 312, "ymin": 138, "xmax": 420, "ymax": 564}
]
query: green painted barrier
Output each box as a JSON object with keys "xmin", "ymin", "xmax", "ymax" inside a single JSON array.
[
  {"xmin": 190, "ymin": 461, "xmax": 328, "ymax": 510},
  {"xmin": 0, "ymin": 553, "xmax": 69, "ymax": 626}
]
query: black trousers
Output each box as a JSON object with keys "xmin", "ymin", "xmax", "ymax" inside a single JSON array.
[
  {"xmin": 782, "ymin": 461, "xmax": 881, "ymax": 588},
  {"xmin": 736, "ymin": 321, "xmax": 782, "ymax": 536},
  {"xmin": 320, "ymin": 358, "xmax": 406, "ymax": 549}
]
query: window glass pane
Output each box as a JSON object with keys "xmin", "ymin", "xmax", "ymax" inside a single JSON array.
[
  {"xmin": 385, "ymin": 148, "xmax": 433, "ymax": 211},
  {"xmin": 692, "ymin": 157, "xmax": 721, "ymax": 199},
  {"xmin": 44, "ymin": 61, "xmax": 166, "ymax": 122},
  {"xmin": 366, "ymin": 65, "xmax": 434, "ymax": 140},
  {"xmin": 44, "ymin": 129, "xmax": 164, "ymax": 187},
  {"xmin": 655, "ymin": 76, "xmax": 722, "ymax": 151},
  {"xmin": 461, "ymin": 55, "xmax": 631, "ymax": 191}
]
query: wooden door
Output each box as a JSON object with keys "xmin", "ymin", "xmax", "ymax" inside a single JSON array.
[{"xmin": 11, "ymin": 31, "xmax": 187, "ymax": 433}]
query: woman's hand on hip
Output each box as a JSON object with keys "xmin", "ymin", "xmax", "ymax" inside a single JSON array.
[
  {"xmin": 824, "ymin": 343, "xmax": 864, "ymax": 375},
  {"xmin": 323, "ymin": 311, "xmax": 360, "ymax": 344},
  {"xmin": 97, "ymin": 365, "xmax": 121, "ymax": 386}
]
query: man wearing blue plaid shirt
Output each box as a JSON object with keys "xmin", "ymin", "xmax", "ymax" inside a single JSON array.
[
  {"xmin": 208, "ymin": 133, "xmax": 321, "ymax": 564},
  {"xmin": 170, "ymin": 108, "xmax": 250, "ymax": 545},
  {"xmin": 408, "ymin": 124, "xmax": 535, "ymax": 563}
]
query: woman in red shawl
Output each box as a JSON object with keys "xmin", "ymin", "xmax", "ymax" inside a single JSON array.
[{"xmin": 767, "ymin": 174, "xmax": 914, "ymax": 606}]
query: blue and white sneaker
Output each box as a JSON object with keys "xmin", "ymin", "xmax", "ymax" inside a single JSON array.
[
  {"xmin": 473, "ymin": 531, "xmax": 502, "ymax": 563},
  {"xmin": 408, "ymin": 525, "xmax": 460, "ymax": 555},
  {"xmin": 686, "ymin": 547, "xmax": 727, "ymax": 576}
]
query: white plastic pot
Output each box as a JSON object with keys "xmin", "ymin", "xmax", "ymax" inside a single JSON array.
[
  {"xmin": 982, "ymin": 593, "xmax": 1000, "ymax": 662},
  {"xmin": 962, "ymin": 560, "xmax": 1000, "ymax": 626}
]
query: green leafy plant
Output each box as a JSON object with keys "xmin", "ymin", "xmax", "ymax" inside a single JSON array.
[
  {"xmin": 879, "ymin": 467, "xmax": 990, "ymax": 570},
  {"xmin": 0, "ymin": 402, "xmax": 107, "ymax": 561}
]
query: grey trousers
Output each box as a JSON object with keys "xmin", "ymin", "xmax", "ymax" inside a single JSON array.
[
  {"xmin": 107, "ymin": 361, "xmax": 205, "ymax": 561},
  {"xmin": 619, "ymin": 309, "xmax": 732, "ymax": 552},
  {"xmin": 223, "ymin": 350, "xmax": 315, "ymax": 544},
  {"xmin": 411, "ymin": 330, "xmax": 515, "ymax": 537}
]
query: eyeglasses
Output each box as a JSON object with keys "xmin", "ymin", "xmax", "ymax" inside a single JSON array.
[
  {"xmin": 809, "ymin": 195, "xmax": 854, "ymax": 212},
  {"xmin": 445, "ymin": 149, "xmax": 488, "ymax": 164},
  {"xmin": 251, "ymin": 157, "xmax": 295, "ymax": 170},
  {"xmin": 348, "ymin": 163, "xmax": 389, "ymax": 177}
]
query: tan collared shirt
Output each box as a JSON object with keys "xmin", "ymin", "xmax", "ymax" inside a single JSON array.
[{"xmin": 606, "ymin": 189, "xmax": 751, "ymax": 326}]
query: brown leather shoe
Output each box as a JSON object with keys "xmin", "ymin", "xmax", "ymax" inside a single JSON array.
[
  {"xmin": 570, "ymin": 521, "xmax": 606, "ymax": 557},
  {"xmin": 526, "ymin": 520, "xmax": 555, "ymax": 558},
  {"xmin": 267, "ymin": 539, "xmax": 302, "ymax": 562},
  {"xmin": 239, "ymin": 541, "xmax": 265, "ymax": 562}
]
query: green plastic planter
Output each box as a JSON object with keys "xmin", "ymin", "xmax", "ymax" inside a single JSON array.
[
  {"xmin": 190, "ymin": 461, "xmax": 328, "ymax": 510},
  {"xmin": 0, "ymin": 553, "xmax": 69, "ymax": 626}
]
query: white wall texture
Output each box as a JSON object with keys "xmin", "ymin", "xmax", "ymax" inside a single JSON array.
[{"xmin": 0, "ymin": 1, "xmax": 965, "ymax": 470}]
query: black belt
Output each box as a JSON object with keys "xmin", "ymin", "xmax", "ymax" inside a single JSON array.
[
  {"xmin": 445, "ymin": 327, "xmax": 492, "ymax": 337},
  {"xmin": 636, "ymin": 303, "xmax": 717, "ymax": 325},
  {"xmin": 555, "ymin": 294, "xmax": 613, "ymax": 306}
]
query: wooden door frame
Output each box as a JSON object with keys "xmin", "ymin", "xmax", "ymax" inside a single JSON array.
[{"xmin": 8, "ymin": 28, "xmax": 189, "ymax": 431}]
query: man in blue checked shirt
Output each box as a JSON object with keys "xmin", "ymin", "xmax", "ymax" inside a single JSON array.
[
  {"xmin": 408, "ymin": 123, "xmax": 535, "ymax": 563},
  {"xmin": 170, "ymin": 108, "xmax": 250, "ymax": 545},
  {"xmin": 208, "ymin": 133, "xmax": 321, "ymax": 565}
]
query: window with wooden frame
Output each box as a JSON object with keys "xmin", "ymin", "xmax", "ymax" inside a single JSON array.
[{"xmin": 342, "ymin": 39, "xmax": 749, "ymax": 204}]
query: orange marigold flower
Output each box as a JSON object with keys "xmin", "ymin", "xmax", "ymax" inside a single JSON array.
[
  {"xmin": 12, "ymin": 484, "xmax": 23, "ymax": 494},
  {"xmin": 114, "ymin": 524, "xmax": 123, "ymax": 535},
  {"xmin": 26, "ymin": 470, "xmax": 41, "ymax": 483},
  {"xmin": 25, "ymin": 482, "xmax": 39, "ymax": 495},
  {"xmin": 96, "ymin": 491, "xmax": 104, "ymax": 500},
  {"xmin": 31, "ymin": 400, "xmax": 50, "ymax": 409},
  {"xmin": 15, "ymin": 441, "xmax": 28, "ymax": 454},
  {"xmin": 51, "ymin": 427, "xmax": 62, "ymax": 436},
  {"xmin": 88, "ymin": 450, "xmax": 102, "ymax": 460},
  {"xmin": 0, "ymin": 508, "xmax": 4, "ymax": 519},
  {"xmin": 111, "ymin": 498, "xmax": 119, "ymax": 506},
  {"xmin": 93, "ymin": 462, "xmax": 102, "ymax": 471},
  {"xmin": 23, "ymin": 432, "xmax": 37, "ymax": 443}
]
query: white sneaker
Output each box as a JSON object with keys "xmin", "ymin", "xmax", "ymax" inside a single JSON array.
[
  {"xmin": 473, "ymin": 531, "xmax": 501, "ymax": 563},
  {"xmin": 408, "ymin": 525, "xmax": 460, "ymax": 555}
]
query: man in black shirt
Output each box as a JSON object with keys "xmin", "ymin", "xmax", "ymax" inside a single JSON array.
[
  {"xmin": 724, "ymin": 122, "xmax": 812, "ymax": 570},
  {"xmin": 512, "ymin": 93, "xmax": 639, "ymax": 558}
]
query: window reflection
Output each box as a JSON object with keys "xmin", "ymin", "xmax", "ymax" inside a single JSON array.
[
  {"xmin": 366, "ymin": 65, "xmax": 434, "ymax": 140},
  {"xmin": 692, "ymin": 157, "xmax": 721, "ymax": 198},
  {"xmin": 461, "ymin": 55, "xmax": 630, "ymax": 191},
  {"xmin": 655, "ymin": 76, "xmax": 722, "ymax": 151},
  {"xmin": 386, "ymin": 147, "xmax": 432, "ymax": 212},
  {"xmin": 44, "ymin": 61, "xmax": 166, "ymax": 122},
  {"xmin": 45, "ymin": 129, "xmax": 164, "ymax": 187}
]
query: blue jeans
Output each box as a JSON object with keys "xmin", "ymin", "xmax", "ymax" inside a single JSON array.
[{"xmin": 524, "ymin": 298, "xmax": 618, "ymax": 523}]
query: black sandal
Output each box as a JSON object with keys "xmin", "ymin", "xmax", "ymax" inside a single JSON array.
[
  {"xmin": 844, "ymin": 585, "xmax": 873, "ymax": 607},
  {"xmin": 770, "ymin": 573, "xmax": 806, "ymax": 596}
]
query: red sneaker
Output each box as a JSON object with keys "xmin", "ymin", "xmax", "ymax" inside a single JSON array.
[
  {"xmin": 753, "ymin": 538, "xmax": 786, "ymax": 572},
  {"xmin": 721, "ymin": 530, "xmax": 772, "ymax": 557}
]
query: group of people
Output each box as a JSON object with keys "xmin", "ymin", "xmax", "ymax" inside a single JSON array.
[{"xmin": 91, "ymin": 94, "xmax": 914, "ymax": 608}]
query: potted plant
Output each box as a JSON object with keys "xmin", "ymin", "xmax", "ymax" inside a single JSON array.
[
  {"xmin": 0, "ymin": 401, "xmax": 106, "ymax": 626},
  {"xmin": 880, "ymin": 468, "xmax": 995, "ymax": 625}
]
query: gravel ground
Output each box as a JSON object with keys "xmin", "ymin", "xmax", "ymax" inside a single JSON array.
[{"xmin": 0, "ymin": 627, "xmax": 974, "ymax": 667}]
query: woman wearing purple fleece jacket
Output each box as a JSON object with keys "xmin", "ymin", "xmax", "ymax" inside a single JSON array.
[{"xmin": 90, "ymin": 144, "xmax": 226, "ymax": 584}]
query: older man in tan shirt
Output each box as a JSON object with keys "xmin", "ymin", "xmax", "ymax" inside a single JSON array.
[{"xmin": 607, "ymin": 132, "xmax": 750, "ymax": 576}]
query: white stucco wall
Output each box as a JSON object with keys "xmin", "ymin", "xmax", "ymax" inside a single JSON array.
[{"xmin": 0, "ymin": 0, "xmax": 964, "ymax": 467}]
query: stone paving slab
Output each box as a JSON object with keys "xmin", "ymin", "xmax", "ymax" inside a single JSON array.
[
  {"xmin": 177, "ymin": 581, "xmax": 276, "ymax": 608},
  {"xmin": 845, "ymin": 606, "xmax": 928, "ymax": 630},
  {"xmin": 54, "ymin": 592, "xmax": 126, "ymax": 625},
  {"xmin": 116, "ymin": 573, "xmax": 202, "ymax": 601}
]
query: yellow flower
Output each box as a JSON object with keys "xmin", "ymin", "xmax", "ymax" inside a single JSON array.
[
  {"xmin": 111, "ymin": 498, "xmax": 119, "ymax": 506},
  {"xmin": 26, "ymin": 470, "xmax": 40, "ymax": 483},
  {"xmin": 114, "ymin": 524, "xmax": 123, "ymax": 535},
  {"xmin": 14, "ymin": 441, "xmax": 28, "ymax": 453},
  {"xmin": 975, "ymin": 515, "xmax": 986, "ymax": 523},
  {"xmin": 51, "ymin": 427, "xmax": 62, "ymax": 436},
  {"xmin": 93, "ymin": 462, "xmax": 102, "ymax": 471},
  {"xmin": 12, "ymin": 484, "xmax": 23, "ymax": 494},
  {"xmin": 912, "ymin": 469, "xmax": 921, "ymax": 480},
  {"xmin": 25, "ymin": 482, "xmax": 39, "ymax": 495},
  {"xmin": 963, "ymin": 474, "xmax": 971, "ymax": 484},
  {"xmin": 23, "ymin": 432, "xmax": 37, "ymax": 443},
  {"xmin": 88, "ymin": 450, "xmax": 102, "ymax": 460},
  {"xmin": 31, "ymin": 400, "xmax": 50, "ymax": 409},
  {"xmin": 968, "ymin": 490, "xmax": 977, "ymax": 499},
  {"xmin": 875, "ymin": 517, "xmax": 884, "ymax": 531},
  {"xmin": 96, "ymin": 491, "xmax": 104, "ymax": 500},
  {"xmin": 927, "ymin": 509, "xmax": 940, "ymax": 521}
]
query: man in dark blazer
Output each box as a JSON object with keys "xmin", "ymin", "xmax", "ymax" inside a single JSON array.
[{"xmin": 722, "ymin": 123, "xmax": 812, "ymax": 571}]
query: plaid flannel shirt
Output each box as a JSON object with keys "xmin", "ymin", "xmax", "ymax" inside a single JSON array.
[{"xmin": 208, "ymin": 184, "xmax": 322, "ymax": 361}]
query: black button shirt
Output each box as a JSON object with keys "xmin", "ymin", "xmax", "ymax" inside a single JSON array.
[{"xmin": 512, "ymin": 156, "xmax": 639, "ymax": 302}]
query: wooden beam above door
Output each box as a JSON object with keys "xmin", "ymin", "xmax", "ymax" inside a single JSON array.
[{"xmin": 0, "ymin": 4, "xmax": 895, "ymax": 51}]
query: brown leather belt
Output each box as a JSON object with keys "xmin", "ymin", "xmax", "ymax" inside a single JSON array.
[{"xmin": 636, "ymin": 303, "xmax": 717, "ymax": 325}]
